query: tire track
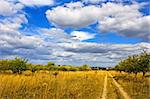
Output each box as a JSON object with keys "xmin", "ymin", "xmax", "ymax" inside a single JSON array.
[
  {"xmin": 109, "ymin": 73, "xmax": 131, "ymax": 99},
  {"xmin": 101, "ymin": 75, "xmax": 107, "ymax": 99}
]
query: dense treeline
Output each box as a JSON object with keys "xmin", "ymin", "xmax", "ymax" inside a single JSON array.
[
  {"xmin": 114, "ymin": 51, "xmax": 150, "ymax": 77},
  {"xmin": 0, "ymin": 57, "xmax": 91, "ymax": 73}
]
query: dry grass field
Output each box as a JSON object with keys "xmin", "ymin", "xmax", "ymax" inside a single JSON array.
[
  {"xmin": 0, "ymin": 71, "xmax": 149, "ymax": 99},
  {"xmin": 110, "ymin": 71, "xmax": 150, "ymax": 99}
]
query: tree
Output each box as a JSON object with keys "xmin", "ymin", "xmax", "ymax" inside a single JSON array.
[
  {"xmin": 47, "ymin": 62, "xmax": 55, "ymax": 66},
  {"xmin": 115, "ymin": 51, "xmax": 150, "ymax": 77},
  {"xmin": 137, "ymin": 51, "xmax": 150, "ymax": 76},
  {"xmin": 0, "ymin": 60, "xmax": 11, "ymax": 71},
  {"xmin": 79, "ymin": 64, "xmax": 91, "ymax": 71},
  {"xmin": 47, "ymin": 62, "xmax": 56, "ymax": 70},
  {"xmin": 10, "ymin": 57, "xmax": 28, "ymax": 74}
]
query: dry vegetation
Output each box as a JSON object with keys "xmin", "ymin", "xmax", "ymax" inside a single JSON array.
[
  {"xmin": 110, "ymin": 71, "xmax": 150, "ymax": 99},
  {"xmin": 0, "ymin": 70, "xmax": 149, "ymax": 99},
  {"xmin": 0, "ymin": 71, "xmax": 105, "ymax": 99}
]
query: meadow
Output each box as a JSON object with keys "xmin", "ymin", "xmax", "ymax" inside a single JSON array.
[{"xmin": 0, "ymin": 70, "xmax": 149, "ymax": 99}]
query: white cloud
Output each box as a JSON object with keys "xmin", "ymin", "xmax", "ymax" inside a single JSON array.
[
  {"xmin": 71, "ymin": 31, "xmax": 95, "ymax": 41},
  {"xmin": 57, "ymin": 42, "xmax": 150, "ymax": 66},
  {"xmin": 0, "ymin": 9, "xmax": 51, "ymax": 61},
  {"xmin": 19, "ymin": 0, "xmax": 54, "ymax": 6},
  {"xmin": 0, "ymin": 0, "xmax": 149, "ymax": 67},
  {"xmin": 0, "ymin": 14, "xmax": 27, "ymax": 37},
  {"xmin": 98, "ymin": 15, "xmax": 150, "ymax": 41},
  {"xmin": 38, "ymin": 28, "xmax": 72, "ymax": 43},
  {"xmin": 46, "ymin": 5, "xmax": 100, "ymax": 28},
  {"xmin": 60, "ymin": 42, "xmax": 149, "ymax": 54},
  {"xmin": 0, "ymin": 0, "xmax": 24, "ymax": 16},
  {"xmin": 39, "ymin": 28, "xmax": 69, "ymax": 39},
  {"xmin": 46, "ymin": 2, "xmax": 142, "ymax": 28},
  {"xmin": 82, "ymin": 0, "xmax": 106, "ymax": 4},
  {"xmin": 82, "ymin": 0, "xmax": 135, "ymax": 4},
  {"xmin": 65, "ymin": 2, "xmax": 84, "ymax": 8},
  {"xmin": 46, "ymin": 2, "xmax": 149, "ymax": 41},
  {"xmin": 53, "ymin": 51, "xmax": 75, "ymax": 58}
]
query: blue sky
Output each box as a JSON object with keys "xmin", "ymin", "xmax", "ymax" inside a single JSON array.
[{"xmin": 0, "ymin": 0, "xmax": 149, "ymax": 67}]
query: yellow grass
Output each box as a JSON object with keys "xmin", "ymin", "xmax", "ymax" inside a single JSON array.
[
  {"xmin": 0, "ymin": 71, "xmax": 149, "ymax": 99},
  {"xmin": 110, "ymin": 71, "xmax": 150, "ymax": 99},
  {"xmin": 0, "ymin": 71, "xmax": 105, "ymax": 99}
]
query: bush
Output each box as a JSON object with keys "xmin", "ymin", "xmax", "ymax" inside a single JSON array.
[
  {"xmin": 10, "ymin": 57, "xmax": 28, "ymax": 74},
  {"xmin": 4, "ymin": 70, "xmax": 13, "ymax": 74},
  {"xmin": 79, "ymin": 64, "xmax": 91, "ymax": 71},
  {"xmin": 115, "ymin": 51, "xmax": 150, "ymax": 77},
  {"xmin": 22, "ymin": 70, "xmax": 33, "ymax": 76}
]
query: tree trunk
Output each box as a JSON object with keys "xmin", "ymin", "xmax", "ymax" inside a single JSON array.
[
  {"xmin": 134, "ymin": 72, "xmax": 137, "ymax": 81},
  {"xmin": 142, "ymin": 72, "xmax": 146, "ymax": 80},
  {"xmin": 142, "ymin": 72, "xmax": 146, "ymax": 77}
]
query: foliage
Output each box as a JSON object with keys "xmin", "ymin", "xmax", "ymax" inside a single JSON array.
[
  {"xmin": 115, "ymin": 51, "xmax": 150, "ymax": 76},
  {"xmin": 0, "ymin": 58, "xmax": 91, "ymax": 72},
  {"xmin": 47, "ymin": 62, "xmax": 55, "ymax": 66},
  {"xmin": 0, "ymin": 57, "xmax": 28, "ymax": 73},
  {"xmin": 0, "ymin": 60, "xmax": 11, "ymax": 71},
  {"xmin": 79, "ymin": 64, "xmax": 91, "ymax": 71},
  {"xmin": 10, "ymin": 57, "xmax": 28, "ymax": 73}
]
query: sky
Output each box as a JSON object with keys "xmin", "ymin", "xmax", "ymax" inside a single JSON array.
[{"xmin": 0, "ymin": 0, "xmax": 150, "ymax": 67}]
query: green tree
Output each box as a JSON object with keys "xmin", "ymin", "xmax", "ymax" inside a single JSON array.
[
  {"xmin": 0, "ymin": 60, "xmax": 11, "ymax": 71},
  {"xmin": 79, "ymin": 64, "xmax": 91, "ymax": 71},
  {"xmin": 46, "ymin": 62, "xmax": 56, "ymax": 70},
  {"xmin": 137, "ymin": 51, "xmax": 150, "ymax": 76},
  {"xmin": 116, "ymin": 51, "xmax": 150, "ymax": 77},
  {"xmin": 10, "ymin": 57, "xmax": 28, "ymax": 74},
  {"xmin": 47, "ymin": 62, "xmax": 55, "ymax": 66}
]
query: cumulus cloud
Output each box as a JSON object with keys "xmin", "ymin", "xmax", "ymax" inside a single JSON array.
[
  {"xmin": 82, "ymin": 0, "xmax": 106, "ymax": 4},
  {"xmin": 0, "ymin": 0, "xmax": 24, "ymax": 16},
  {"xmin": 0, "ymin": 14, "xmax": 27, "ymax": 33},
  {"xmin": 46, "ymin": 5, "xmax": 100, "ymax": 28},
  {"xmin": 98, "ymin": 10, "xmax": 150, "ymax": 41},
  {"xmin": 46, "ymin": 2, "xmax": 142, "ymax": 28},
  {"xmin": 60, "ymin": 42, "xmax": 150, "ymax": 53},
  {"xmin": 18, "ymin": 0, "xmax": 54, "ymax": 6},
  {"xmin": 56, "ymin": 42, "xmax": 150, "ymax": 66},
  {"xmin": 82, "ymin": 0, "xmax": 143, "ymax": 4},
  {"xmin": 46, "ymin": 2, "xmax": 149, "ymax": 41},
  {"xmin": 71, "ymin": 31, "xmax": 95, "ymax": 41},
  {"xmin": 38, "ymin": 28, "xmax": 70, "ymax": 43},
  {"xmin": 65, "ymin": 1, "xmax": 84, "ymax": 8},
  {"xmin": 0, "ymin": 0, "xmax": 149, "ymax": 66},
  {"xmin": 0, "ymin": 6, "xmax": 52, "ymax": 61}
]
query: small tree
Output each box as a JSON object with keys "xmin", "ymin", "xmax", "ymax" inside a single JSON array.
[
  {"xmin": 47, "ymin": 62, "xmax": 56, "ymax": 70},
  {"xmin": 10, "ymin": 57, "xmax": 28, "ymax": 74},
  {"xmin": 137, "ymin": 51, "xmax": 150, "ymax": 77},
  {"xmin": 116, "ymin": 51, "xmax": 150, "ymax": 77},
  {"xmin": 79, "ymin": 64, "xmax": 91, "ymax": 71},
  {"xmin": 47, "ymin": 62, "xmax": 55, "ymax": 66},
  {"xmin": 0, "ymin": 60, "xmax": 11, "ymax": 71}
]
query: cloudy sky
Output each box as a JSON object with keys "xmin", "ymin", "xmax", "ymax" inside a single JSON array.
[{"xmin": 0, "ymin": 0, "xmax": 150, "ymax": 67}]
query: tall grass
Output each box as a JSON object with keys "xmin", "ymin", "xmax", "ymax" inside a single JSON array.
[
  {"xmin": 0, "ymin": 71, "xmax": 105, "ymax": 99},
  {"xmin": 110, "ymin": 71, "xmax": 150, "ymax": 99},
  {"xmin": 0, "ymin": 71, "xmax": 149, "ymax": 99}
]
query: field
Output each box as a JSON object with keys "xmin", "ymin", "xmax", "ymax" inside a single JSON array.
[{"xmin": 0, "ymin": 71, "xmax": 149, "ymax": 99}]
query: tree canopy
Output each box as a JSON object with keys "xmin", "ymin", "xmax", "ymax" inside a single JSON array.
[{"xmin": 115, "ymin": 51, "xmax": 150, "ymax": 76}]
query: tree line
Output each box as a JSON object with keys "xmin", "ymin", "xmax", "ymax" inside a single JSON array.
[
  {"xmin": 114, "ymin": 51, "xmax": 150, "ymax": 77},
  {"xmin": 0, "ymin": 58, "xmax": 91, "ymax": 74},
  {"xmin": 0, "ymin": 51, "xmax": 149, "ymax": 75}
]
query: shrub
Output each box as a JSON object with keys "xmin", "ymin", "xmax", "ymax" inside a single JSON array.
[
  {"xmin": 10, "ymin": 57, "xmax": 28, "ymax": 74},
  {"xmin": 79, "ymin": 64, "xmax": 91, "ymax": 71},
  {"xmin": 22, "ymin": 70, "xmax": 33, "ymax": 76}
]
